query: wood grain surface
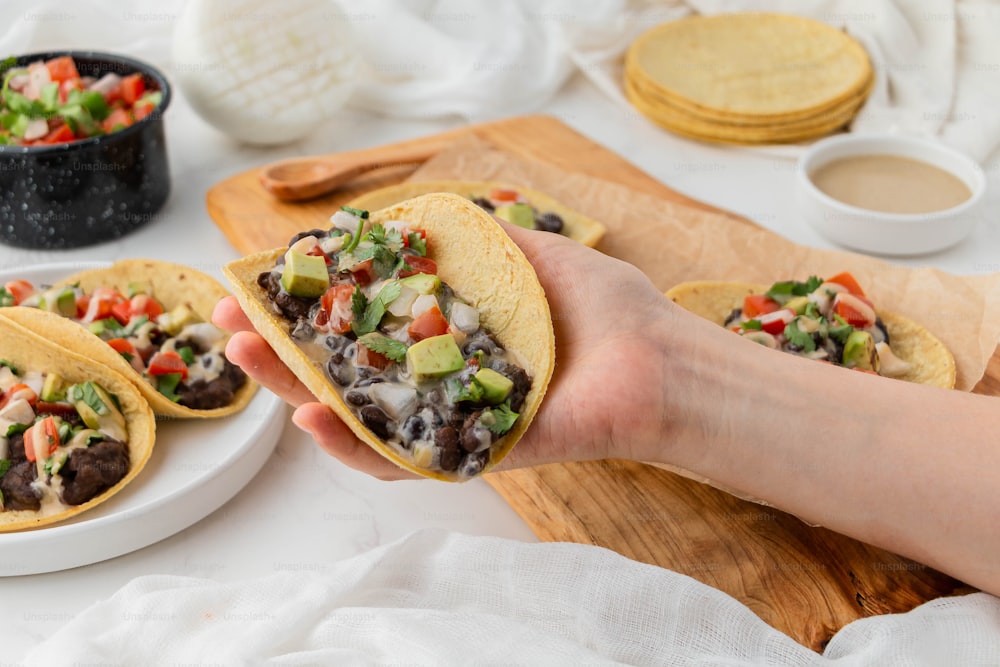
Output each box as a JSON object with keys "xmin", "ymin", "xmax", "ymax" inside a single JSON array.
[{"xmin": 206, "ymin": 114, "xmax": 991, "ymax": 651}]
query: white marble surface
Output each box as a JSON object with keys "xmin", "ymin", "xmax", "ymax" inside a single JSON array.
[{"xmin": 2, "ymin": 59, "xmax": 1000, "ymax": 661}]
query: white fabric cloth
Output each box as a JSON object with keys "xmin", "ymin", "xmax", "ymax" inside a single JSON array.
[
  {"xmin": 23, "ymin": 529, "xmax": 1000, "ymax": 665},
  {"xmin": 2, "ymin": 0, "xmax": 997, "ymax": 158}
]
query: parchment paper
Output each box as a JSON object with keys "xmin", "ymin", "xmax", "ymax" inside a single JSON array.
[{"xmin": 410, "ymin": 134, "xmax": 1000, "ymax": 391}]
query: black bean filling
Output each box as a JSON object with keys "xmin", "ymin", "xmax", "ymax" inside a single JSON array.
[
  {"xmin": 470, "ymin": 197, "xmax": 564, "ymax": 234},
  {"xmin": 260, "ymin": 226, "xmax": 534, "ymax": 476}
]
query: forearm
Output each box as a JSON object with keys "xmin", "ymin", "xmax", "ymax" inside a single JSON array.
[{"xmin": 650, "ymin": 312, "xmax": 1000, "ymax": 595}]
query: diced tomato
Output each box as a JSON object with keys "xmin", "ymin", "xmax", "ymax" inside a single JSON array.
[
  {"xmin": 107, "ymin": 337, "xmax": 138, "ymax": 357},
  {"xmin": 80, "ymin": 287, "xmax": 127, "ymax": 323},
  {"xmin": 38, "ymin": 123, "xmax": 76, "ymax": 145},
  {"xmin": 397, "ymin": 256, "xmax": 437, "ymax": 278},
  {"xmin": 826, "ymin": 271, "xmax": 866, "ymax": 297},
  {"xmin": 23, "ymin": 416, "xmax": 60, "ymax": 463},
  {"xmin": 102, "ymin": 108, "xmax": 133, "ymax": 133},
  {"xmin": 3, "ymin": 279, "xmax": 35, "ymax": 305},
  {"xmin": 742, "ymin": 294, "xmax": 781, "ymax": 319},
  {"xmin": 489, "ymin": 188, "xmax": 521, "ymax": 202},
  {"xmin": 109, "ymin": 293, "xmax": 163, "ymax": 325},
  {"xmin": 350, "ymin": 258, "xmax": 377, "ymax": 286},
  {"xmin": 132, "ymin": 98, "xmax": 156, "ymax": 122},
  {"xmin": 833, "ymin": 293, "xmax": 876, "ymax": 328},
  {"xmin": 110, "ymin": 301, "xmax": 132, "ymax": 326},
  {"xmin": 119, "ymin": 74, "xmax": 146, "ymax": 105},
  {"xmin": 147, "ymin": 350, "xmax": 188, "ymax": 379},
  {"xmin": 318, "ymin": 284, "xmax": 355, "ymax": 333},
  {"xmin": 758, "ymin": 308, "xmax": 796, "ymax": 335},
  {"xmin": 45, "ymin": 56, "xmax": 80, "ymax": 83},
  {"xmin": 305, "ymin": 245, "xmax": 331, "ymax": 265},
  {"xmin": 407, "ymin": 305, "xmax": 449, "ymax": 342},
  {"xmin": 356, "ymin": 343, "xmax": 391, "ymax": 371},
  {"xmin": 0, "ymin": 383, "xmax": 38, "ymax": 411}
]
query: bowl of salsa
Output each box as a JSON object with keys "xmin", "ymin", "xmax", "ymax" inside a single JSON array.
[{"xmin": 0, "ymin": 51, "xmax": 172, "ymax": 249}]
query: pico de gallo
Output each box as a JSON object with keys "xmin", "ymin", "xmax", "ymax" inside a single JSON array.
[
  {"xmin": 256, "ymin": 206, "xmax": 533, "ymax": 478},
  {"xmin": 469, "ymin": 188, "xmax": 565, "ymax": 234},
  {"xmin": 0, "ymin": 280, "xmax": 246, "ymax": 410},
  {"xmin": 0, "ymin": 55, "xmax": 161, "ymax": 147},
  {"xmin": 724, "ymin": 272, "xmax": 913, "ymax": 378},
  {"xmin": 0, "ymin": 363, "xmax": 131, "ymax": 514}
]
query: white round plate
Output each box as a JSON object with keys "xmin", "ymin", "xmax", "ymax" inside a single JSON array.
[{"xmin": 0, "ymin": 262, "xmax": 285, "ymax": 576}]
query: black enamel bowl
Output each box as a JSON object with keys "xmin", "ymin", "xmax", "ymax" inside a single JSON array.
[{"xmin": 0, "ymin": 51, "xmax": 171, "ymax": 249}]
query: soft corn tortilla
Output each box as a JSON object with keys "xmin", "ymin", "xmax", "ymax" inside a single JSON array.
[
  {"xmin": 0, "ymin": 315, "xmax": 156, "ymax": 532},
  {"xmin": 1, "ymin": 260, "xmax": 257, "ymax": 419},
  {"xmin": 347, "ymin": 180, "xmax": 607, "ymax": 248},
  {"xmin": 665, "ymin": 281, "xmax": 956, "ymax": 388},
  {"xmin": 626, "ymin": 13, "xmax": 873, "ymax": 121},
  {"xmin": 223, "ymin": 193, "xmax": 555, "ymax": 481}
]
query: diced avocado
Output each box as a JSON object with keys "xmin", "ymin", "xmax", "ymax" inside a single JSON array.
[
  {"xmin": 280, "ymin": 250, "xmax": 329, "ymax": 298},
  {"xmin": 40, "ymin": 373, "xmax": 66, "ymax": 402},
  {"xmin": 160, "ymin": 303, "xmax": 202, "ymax": 336},
  {"xmin": 399, "ymin": 273, "xmax": 440, "ymax": 295},
  {"xmin": 474, "ymin": 368, "xmax": 513, "ymax": 405},
  {"xmin": 67, "ymin": 382, "xmax": 127, "ymax": 442},
  {"xmin": 51, "ymin": 287, "xmax": 77, "ymax": 317},
  {"xmin": 842, "ymin": 330, "xmax": 880, "ymax": 373},
  {"xmin": 784, "ymin": 296, "xmax": 810, "ymax": 315},
  {"xmin": 494, "ymin": 203, "xmax": 535, "ymax": 229},
  {"xmin": 406, "ymin": 334, "xmax": 465, "ymax": 383}
]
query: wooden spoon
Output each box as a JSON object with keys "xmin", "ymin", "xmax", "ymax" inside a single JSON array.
[{"xmin": 259, "ymin": 142, "xmax": 443, "ymax": 201}]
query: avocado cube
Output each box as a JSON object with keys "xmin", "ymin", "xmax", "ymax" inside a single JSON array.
[
  {"xmin": 280, "ymin": 250, "xmax": 329, "ymax": 298},
  {"xmin": 784, "ymin": 296, "xmax": 810, "ymax": 315},
  {"xmin": 474, "ymin": 368, "xmax": 513, "ymax": 405},
  {"xmin": 842, "ymin": 330, "xmax": 880, "ymax": 373},
  {"xmin": 53, "ymin": 288, "xmax": 77, "ymax": 317},
  {"xmin": 160, "ymin": 303, "xmax": 202, "ymax": 335},
  {"xmin": 398, "ymin": 273, "xmax": 440, "ymax": 295},
  {"xmin": 40, "ymin": 373, "xmax": 66, "ymax": 402},
  {"xmin": 406, "ymin": 334, "xmax": 465, "ymax": 383},
  {"xmin": 494, "ymin": 203, "xmax": 535, "ymax": 229}
]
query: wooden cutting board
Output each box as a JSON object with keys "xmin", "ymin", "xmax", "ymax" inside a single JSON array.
[{"xmin": 207, "ymin": 114, "xmax": 993, "ymax": 651}]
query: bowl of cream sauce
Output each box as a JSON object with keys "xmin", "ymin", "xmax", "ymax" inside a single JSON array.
[{"xmin": 796, "ymin": 133, "xmax": 986, "ymax": 255}]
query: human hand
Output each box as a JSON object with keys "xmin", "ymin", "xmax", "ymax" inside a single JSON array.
[{"xmin": 213, "ymin": 221, "xmax": 679, "ymax": 480}]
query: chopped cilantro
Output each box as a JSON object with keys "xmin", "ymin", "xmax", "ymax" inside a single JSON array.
[
  {"xmin": 783, "ymin": 319, "xmax": 816, "ymax": 353},
  {"xmin": 740, "ymin": 319, "xmax": 763, "ymax": 331},
  {"xmin": 446, "ymin": 377, "xmax": 483, "ymax": 404},
  {"xmin": 5, "ymin": 422, "xmax": 28, "ymax": 438},
  {"xmin": 0, "ymin": 286, "xmax": 14, "ymax": 308},
  {"xmin": 177, "ymin": 346, "xmax": 196, "ymax": 365},
  {"xmin": 407, "ymin": 233, "xmax": 427, "ymax": 256},
  {"xmin": 351, "ymin": 286, "xmax": 368, "ymax": 320},
  {"xmin": 828, "ymin": 322, "xmax": 854, "ymax": 345},
  {"xmin": 803, "ymin": 302, "xmax": 822, "ymax": 320},
  {"xmin": 156, "ymin": 373, "xmax": 183, "ymax": 402},
  {"xmin": 339, "ymin": 205, "xmax": 369, "ymax": 219},
  {"xmin": 0, "ymin": 359, "xmax": 18, "ymax": 374},
  {"xmin": 482, "ymin": 402, "xmax": 519, "ymax": 435},
  {"xmin": 357, "ymin": 332, "xmax": 408, "ymax": 363},
  {"xmin": 766, "ymin": 276, "xmax": 823, "ymax": 304},
  {"xmin": 0, "ymin": 458, "xmax": 11, "ymax": 478},
  {"xmin": 352, "ymin": 282, "xmax": 402, "ymax": 336}
]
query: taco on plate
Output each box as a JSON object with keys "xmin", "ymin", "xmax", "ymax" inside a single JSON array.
[
  {"xmin": 0, "ymin": 260, "xmax": 256, "ymax": 418},
  {"xmin": 0, "ymin": 314, "xmax": 155, "ymax": 531},
  {"xmin": 223, "ymin": 194, "xmax": 555, "ymax": 481},
  {"xmin": 346, "ymin": 180, "xmax": 607, "ymax": 248},
  {"xmin": 666, "ymin": 272, "xmax": 956, "ymax": 388}
]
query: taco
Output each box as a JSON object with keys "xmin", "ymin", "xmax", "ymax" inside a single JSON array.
[
  {"xmin": 223, "ymin": 194, "xmax": 555, "ymax": 481},
  {"xmin": 665, "ymin": 272, "xmax": 956, "ymax": 388},
  {"xmin": 0, "ymin": 314, "xmax": 155, "ymax": 532},
  {"xmin": 0, "ymin": 260, "xmax": 256, "ymax": 418},
  {"xmin": 346, "ymin": 180, "xmax": 607, "ymax": 248}
]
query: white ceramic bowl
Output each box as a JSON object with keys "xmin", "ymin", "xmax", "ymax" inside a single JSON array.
[{"xmin": 796, "ymin": 133, "xmax": 986, "ymax": 255}]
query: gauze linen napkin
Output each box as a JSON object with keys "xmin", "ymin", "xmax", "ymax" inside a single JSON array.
[{"xmin": 24, "ymin": 529, "xmax": 1000, "ymax": 665}]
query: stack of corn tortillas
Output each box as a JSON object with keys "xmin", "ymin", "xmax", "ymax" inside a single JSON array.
[{"xmin": 624, "ymin": 13, "xmax": 874, "ymax": 144}]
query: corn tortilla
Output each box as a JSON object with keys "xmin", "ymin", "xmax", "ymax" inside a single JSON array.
[
  {"xmin": 0, "ymin": 314, "xmax": 156, "ymax": 532},
  {"xmin": 665, "ymin": 281, "xmax": 956, "ymax": 388},
  {"xmin": 347, "ymin": 181, "xmax": 607, "ymax": 248},
  {"xmin": 627, "ymin": 13, "xmax": 873, "ymax": 120},
  {"xmin": 223, "ymin": 193, "xmax": 555, "ymax": 481},
  {"xmin": 1, "ymin": 260, "xmax": 258, "ymax": 419}
]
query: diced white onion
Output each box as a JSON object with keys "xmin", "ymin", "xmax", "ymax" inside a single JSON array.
[
  {"xmin": 741, "ymin": 331, "xmax": 778, "ymax": 349},
  {"xmin": 370, "ymin": 383, "xmax": 418, "ymax": 421},
  {"xmin": 833, "ymin": 293, "xmax": 876, "ymax": 326},
  {"xmin": 330, "ymin": 210, "xmax": 365, "ymax": 233},
  {"xmin": 23, "ymin": 118, "xmax": 49, "ymax": 141},
  {"xmin": 288, "ymin": 234, "xmax": 320, "ymax": 255},
  {"xmin": 21, "ymin": 371, "xmax": 44, "ymax": 396},
  {"xmin": 796, "ymin": 316, "xmax": 820, "ymax": 333},
  {"xmin": 319, "ymin": 234, "xmax": 346, "ymax": 255},
  {"xmin": 449, "ymin": 302, "xmax": 480, "ymax": 334},
  {"xmin": 0, "ymin": 366, "xmax": 18, "ymax": 392},
  {"xmin": 0, "ymin": 399, "xmax": 35, "ymax": 425},
  {"xmin": 89, "ymin": 73, "xmax": 122, "ymax": 96},
  {"xmin": 411, "ymin": 294, "xmax": 438, "ymax": 318},
  {"xmin": 386, "ymin": 285, "xmax": 418, "ymax": 317}
]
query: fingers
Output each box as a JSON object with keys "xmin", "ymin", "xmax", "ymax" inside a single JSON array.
[
  {"xmin": 292, "ymin": 403, "xmax": 419, "ymax": 481},
  {"xmin": 212, "ymin": 295, "xmax": 254, "ymax": 333},
  {"xmin": 224, "ymin": 331, "xmax": 316, "ymax": 407}
]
